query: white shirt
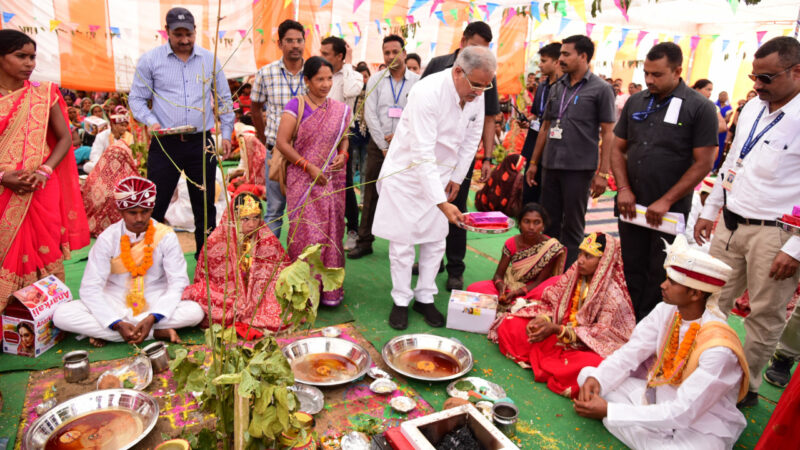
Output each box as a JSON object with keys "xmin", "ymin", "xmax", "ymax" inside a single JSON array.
[
  {"xmin": 685, "ymin": 192, "xmax": 711, "ymax": 252},
  {"xmin": 329, "ymin": 63, "xmax": 363, "ymax": 113},
  {"xmin": 79, "ymin": 220, "xmax": 189, "ymax": 328},
  {"xmin": 364, "ymin": 68, "xmax": 420, "ymax": 150},
  {"xmin": 83, "ymin": 128, "xmax": 112, "ymax": 173},
  {"xmin": 372, "ymin": 69, "xmax": 484, "ymax": 244},
  {"xmin": 578, "ymin": 303, "xmax": 747, "ymax": 445},
  {"xmin": 701, "ymin": 94, "xmax": 800, "ymax": 260}
]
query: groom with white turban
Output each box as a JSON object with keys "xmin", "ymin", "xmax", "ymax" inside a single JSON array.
[{"xmin": 54, "ymin": 176, "xmax": 203, "ymax": 346}]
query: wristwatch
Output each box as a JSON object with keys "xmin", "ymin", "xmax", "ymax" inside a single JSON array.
[{"xmin": 596, "ymin": 171, "xmax": 610, "ymax": 180}]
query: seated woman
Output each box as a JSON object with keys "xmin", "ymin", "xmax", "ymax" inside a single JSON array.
[
  {"xmin": 488, "ymin": 232, "xmax": 636, "ymax": 398},
  {"xmin": 467, "ymin": 203, "xmax": 566, "ymax": 307},
  {"xmin": 183, "ymin": 193, "xmax": 290, "ymax": 331},
  {"xmin": 227, "ymin": 128, "xmax": 267, "ymax": 199},
  {"xmin": 82, "ymin": 111, "xmax": 139, "ymax": 237},
  {"xmin": 83, "ymin": 107, "xmax": 132, "ymax": 173}
]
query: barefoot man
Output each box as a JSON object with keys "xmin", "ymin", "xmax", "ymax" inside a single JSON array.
[{"xmin": 54, "ymin": 177, "xmax": 203, "ymax": 346}]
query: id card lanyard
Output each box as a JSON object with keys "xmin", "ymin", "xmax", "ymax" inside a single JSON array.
[
  {"xmin": 281, "ymin": 68, "xmax": 302, "ymax": 97},
  {"xmin": 631, "ymin": 96, "xmax": 673, "ymax": 122},
  {"xmin": 736, "ymin": 106, "xmax": 784, "ymax": 167},
  {"xmin": 554, "ymin": 79, "xmax": 586, "ymax": 129},
  {"xmin": 389, "ymin": 76, "xmax": 406, "ymax": 106}
]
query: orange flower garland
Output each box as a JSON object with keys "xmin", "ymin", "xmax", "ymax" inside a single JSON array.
[
  {"xmin": 119, "ymin": 221, "xmax": 155, "ymax": 277},
  {"xmin": 559, "ymin": 278, "xmax": 588, "ymax": 344},
  {"xmin": 648, "ymin": 312, "xmax": 701, "ymax": 387}
]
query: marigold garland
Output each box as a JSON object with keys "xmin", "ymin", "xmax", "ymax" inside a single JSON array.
[
  {"xmin": 560, "ymin": 278, "xmax": 588, "ymax": 344},
  {"xmin": 120, "ymin": 220, "xmax": 155, "ymax": 277},
  {"xmin": 648, "ymin": 312, "xmax": 701, "ymax": 386}
]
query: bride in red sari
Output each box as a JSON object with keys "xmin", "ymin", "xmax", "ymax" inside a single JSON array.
[
  {"xmin": 488, "ymin": 232, "xmax": 636, "ymax": 398},
  {"xmin": 0, "ymin": 30, "xmax": 89, "ymax": 313}
]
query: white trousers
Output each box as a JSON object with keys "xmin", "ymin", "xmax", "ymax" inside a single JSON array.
[
  {"xmin": 53, "ymin": 300, "xmax": 204, "ymax": 342},
  {"xmin": 602, "ymin": 377, "xmax": 727, "ymax": 450},
  {"xmin": 388, "ymin": 240, "xmax": 446, "ymax": 307}
]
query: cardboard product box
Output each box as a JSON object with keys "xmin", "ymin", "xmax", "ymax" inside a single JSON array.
[
  {"xmin": 1, "ymin": 275, "xmax": 70, "ymax": 358},
  {"xmin": 400, "ymin": 404, "xmax": 519, "ymax": 449},
  {"xmin": 446, "ymin": 290, "xmax": 498, "ymax": 335}
]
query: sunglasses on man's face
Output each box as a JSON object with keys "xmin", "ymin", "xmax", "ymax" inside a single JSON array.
[{"xmin": 748, "ymin": 65, "xmax": 796, "ymax": 84}]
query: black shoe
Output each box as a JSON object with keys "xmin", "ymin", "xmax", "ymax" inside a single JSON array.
[
  {"xmin": 764, "ymin": 353, "xmax": 794, "ymax": 388},
  {"xmin": 446, "ymin": 275, "xmax": 464, "ymax": 291},
  {"xmin": 347, "ymin": 246, "xmax": 373, "ymax": 259},
  {"xmin": 389, "ymin": 305, "xmax": 408, "ymax": 330},
  {"xmin": 412, "ymin": 302, "xmax": 445, "ymax": 327},
  {"xmin": 736, "ymin": 390, "xmax": 758, "ymax": 408},
  {"xmin": 411, "ymin": 261, "xmax": 444, "ymax": 276}
]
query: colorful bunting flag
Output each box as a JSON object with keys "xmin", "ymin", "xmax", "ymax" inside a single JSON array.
[
  {"xmin": 409, "ymin": 0, "xmax": 427, "ymax": 14},
  {"xmin": 375, "ymin": 19, "xmax": 381, "ymax": 34},
  {"xmin": 407, "ymin": 15, "xmax": 415, "ymax": 24},
  {"xmin": 354, "ymin": 35, "xmax": 361, "ymax": 46},
  {"xmin": 336, "ymin": 23, "xmax": 343, "ymax": 37},
  {"xmin": 613, "ymin": 0, "xmax": 629, "ymax": 21},
  {"xmin": 586, "ymin": 23, "xmax": 595, "ymax": 37},
  {"xmin": 558, "ymin": 17, "xmax": 571, "ymax": 35},
  {"xmin": 756, "ymin": 30, "xmax": 768, "ymax": 47},
  {"xmin": 635, "ymin": 30, "xmax": 648, "ymax": 48},
  {"xmin": 449, "ymin": 8, "xmax": 458, "ymax": 21},
  {"xmin": 2, "ymin": 12, "xmax": 15, "ymax": 23},
  {"xmin": 383, "ymin": 0, "xmax": 400, "ymax": 17},
  {"xmin": 284, "ymin": 0, "xmax": 292, "ymax": 9},
  {"xmin": 431, "ymin": 42, "xmax": 437, "ymax": 53},
  {"xmin": 158, "ymin": 30, "xmax": 168, "ymax": 40},
  {"xmin": 320, "ymin": 0, "xmax": 331, "ymax": 7},
  {"xmin": 354, "ymin": 22, "xmax": 361, "ymax": 34},
  {"xmin": 256, "ymin": 28, "xmax": 264, "ymax": 35},
  {"xmin": 601, "ymin": 26, "xmax": 612, "ymax": 43},
  {"xmin": 49, "ymin": 20, "xmax": 61, "ymax": 32},
  {"xmin": 109, "ymin": 26, "xmax": 120, "ymax": 36},
  {"xmin": 430, "ymin": 0, "xmax": 444, "ymax": 16},
  {"xmin": 673, "ymin": 35, "xmax": 681, "ymax": 43},
  {"xmin": 218, "ymin": 31, "xmax": 226, "ymax": 40},
  {"xmin": 721, "ymin": 39, "xmax": 730, "ymax": 53},
  {"xmin": 504, "ymin": 7, "xmax": 517, "ymax": 25},
  {"xmin": 529, "ymin": 2, "xmax": 540, "ymax": 22},
  {"xmin": 434, "ymin": 10, "xmax": 447, "ymax": 25},
  {"xmin": 353, "ymin": 0, "xmax": 365, "ymax": 13},
  {"xmin": 478, "ymin": 4, "xmax": 489, "ymax": 20},
  {"xmin": 728, "ymin": 0, "xmax": 738, "ymax": 14},
  {"xmin": 690, "ymin": 35, "xmax": 701, "ymax": 52},
  {"xmin": 566, "ymin": 0, "xmax": 586, "ymax": 23},
  {"xmin": 238, "ymin": 29, "xmax": 246, "ymax": 38},
  {"xmin": 89, "ymin": 25, "xmax": 100, "ymax": 33}
]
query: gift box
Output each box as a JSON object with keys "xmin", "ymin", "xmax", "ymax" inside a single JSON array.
[
  {"xmin": 445, "ymin": 290, "xmax": 498, "ymax": 335},
  {"xmin": 2, "ymin": 275, "xmax": 70, "ymax": 358}
]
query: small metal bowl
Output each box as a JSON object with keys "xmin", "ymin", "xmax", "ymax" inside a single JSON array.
[
  {"xmin": 24, "ymin": 389, "xmax": 159, "ymax": 450},
  {"xmin": 382, "ymin": 334, "xmax": 473, "ymax": 382},
  {"xmin": 282, "ymin": 337, "xmax": 371, "ymax": 387},
  {"xmin": 369, "ymin": 378, "xmax": 397, "ymax": 395},
  {"xmin": 367, "ymin": 367, "xmax": 391, "ymax": 379},
  {"xmin": 288, "ymin": 383, "xmax": 325, "ymax": 415},
  {"xmin": 321, "ymin": 326, "xmax": 342, "ymax": 338},
  {"xmin": 389, "ymin": 396, "xmax": 416, "ymax": 413}
]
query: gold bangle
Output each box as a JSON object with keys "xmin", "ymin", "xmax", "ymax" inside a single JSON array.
[
  {"xmin": 538, "ymin": 315, "xmax": 552, "ymax": 323},
  {"xmin": 557, "ymin": 325, "xmax": 566, "ymax": 338},
  {"xmin": 596, "ymin": 172, "xmax": 610, "ymax": 180}
]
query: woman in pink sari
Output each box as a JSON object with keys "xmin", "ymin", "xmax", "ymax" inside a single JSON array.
[
  {"xmin": 0, "ymin": 31, "xmax": 89, "ymax": 313},
  {"xmin": 276, "ymin": 57, "xmax": 350, "ymax": 306},
  {"xmin": 183, "ymin": 192, "xmax": 290, "ymax": 330}
]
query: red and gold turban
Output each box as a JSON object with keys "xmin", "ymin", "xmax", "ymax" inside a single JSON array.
[{"xmin": 114, "ymin": 176, "xmax": 156, "ymax": 210}]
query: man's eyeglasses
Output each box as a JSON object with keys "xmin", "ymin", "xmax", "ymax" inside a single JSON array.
[
  {"xmin": 464, "ymin": 76, "xmax": 493, "ymax": 92},
  {"xmin": 748, "ymin": 65, "xmax": 796, "ymax": 84}
]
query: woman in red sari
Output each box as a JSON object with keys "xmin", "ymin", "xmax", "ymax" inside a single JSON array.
[
  {"xmin": 0, "ymin": 30, "xmax": 89, "ymax": 313},
  {"xmin": 183, "ymin": 192, "xmax": 290, "ymax": 331},
  {"xmin": 488, "ymin": 232, "xmax": 636, "ymax": 398}
]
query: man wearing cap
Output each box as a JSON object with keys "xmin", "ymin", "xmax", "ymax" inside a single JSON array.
[
  {"xmin": 83, "ymin": 108, "xmax": 131, "ymax": 174},
  {"xmin": 129, "ymin": 7, "xmax": 235, "ymax": 258},
  {"xmin": 54, "ymin": 177, "xmax": 204, "ymax": 347},
  {"xmin": 612, "ymin": 42, "xmax": 719, "ymax": 321},
  {"xmin": 574, "ymin": 235, "xmax": 749, "ymax": 449}
]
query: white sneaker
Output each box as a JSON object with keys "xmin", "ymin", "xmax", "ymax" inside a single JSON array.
[{"xmin": 344, "ymin": 230, "xmax": 358, "ymax": 250}]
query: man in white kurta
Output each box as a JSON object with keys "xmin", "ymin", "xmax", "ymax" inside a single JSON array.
[
  {"xmin": 574, "ymin": 235, "xmax": 748, "ymax": 449},
  {"xmin": 54, "ymin": 177, "xmax": 203, "ymax": 345},
  {"xmin": 372, "ymin": 46, "xmax": 495, "ymax": 330}
]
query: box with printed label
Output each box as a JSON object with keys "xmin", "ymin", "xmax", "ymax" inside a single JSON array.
[
  {"xmin": 1, "ymin": 275, "xmax": 70, "ymax": 358},
  {"xmin": 445, "ymin": 290, "xmax": 498, "ymax": 334}
]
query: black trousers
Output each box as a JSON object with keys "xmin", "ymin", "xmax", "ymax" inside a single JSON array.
[
  {"xmin": 355, "ymin": 139, "xmax": 384, "ymax": 249},
  {"xmin": 618, "ymin": 220, "xmax": 677, "ymax": 321},
  {"xmin": 540, "ymin": 168, "xmax": 595, "ymax": 266},
  {"xmin": 147, "ymin": 134, "xmax": 216, "ymax": 257},
  {"xmin": 445, "ymin": 161, "xmax": 475, "ymax": 278},
  {"xmin": 344, "ymin": 151, "xmax": 359, "ymax": 233},
  {"xmin": 520, "ymin": 129, "xmax": 542, "ymax": 205}
]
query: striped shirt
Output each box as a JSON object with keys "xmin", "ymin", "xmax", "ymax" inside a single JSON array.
[
  {"xmin": 129, "ymin": 43, "xmax": 235, "ymax": 140},
  {"xmin": 250, "ymin": 58, "xmax": 306, "ymax": 146}
]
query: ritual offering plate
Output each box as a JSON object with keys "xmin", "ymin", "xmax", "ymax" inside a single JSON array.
[
  {"xmin": 149, "ymin": 125, "xmax": 197, "ymax": 136},
  {"xmin": 24, "ymin": 389, "xmax": 159, "ymax": 450},
  {"xmin": 283, "ymin": 337, "xmax": 371, "ymax": 387},
  {"xmin": 382, "ymin": 334, "xmax": 473, "ymax": 382},
  {"xmin": 96, "ymin": 355, "xmax": 152, "ymax": 391},
  {"xmin": 458, "ymin": 212, "xmax": 515, "ymax": 234},
  {"xmin": 446, "ymin": 377, "xmax": 507, "ymax": 401},
  {"xmin": 288, "ymin": 383, "xmax": 325, "ymax": 415},
  {"xmin": 367, "ymin": 367, "xmax": 391, "ymax": 379},
  {"xmin": 389, "ymin": 396, "xmax": 417, "ymax": 413},
  {"xmin": 778, "ymin": 219, "xmax": 800, "ymax": 236}
]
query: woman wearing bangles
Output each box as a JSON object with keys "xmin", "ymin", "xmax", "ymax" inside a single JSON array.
[
  {"xmin": 275, "ymin": 56, "xmax": 350, "ymax": 306},
  {"xmin": 487, "ymin": 232, "xmax": 636, "ymax": 398},
  {"xmin": 0, "ymin": 30, "xmax": 89, "ymax": 314}
]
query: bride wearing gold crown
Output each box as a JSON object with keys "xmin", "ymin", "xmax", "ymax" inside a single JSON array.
[{"xmin": 183, "ymin": 192, "xmax": 290, "ymax": 331}]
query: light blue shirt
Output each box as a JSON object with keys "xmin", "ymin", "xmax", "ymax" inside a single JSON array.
[{"xmin": 129, "ymin": 43, "xmax": 234, "ymax": 140}]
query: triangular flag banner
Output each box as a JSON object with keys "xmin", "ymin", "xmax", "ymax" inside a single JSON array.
[
  {"xmin": 673, "ymin": 35, "xmax": 681, "ymax": 43},
  {"xmin": 109, "ymin": 26, "xmax": 120, "ymax": 36},
  {"xmin": 256, "ymin": 28, "xmax": 264, "ymax": 35},
  {"xmin": 354, "ymin": 35, "xmax": 361, "ymax": 46},
  {"xmin": 218, "ymin": 31, "xmax": 225, "ymax": 40},
  {"xmin": 431, "ymin": 42, "xmax": 437, "ymax": 53},
  {"xmin": 711, "ymin": 34, "xmax": 719, "ymax": 41},
  {"xmin": 385, "ymin": 18, "xmax": 391, "ymax": 27},
  {"xmin": 354, "ymin": 22, "xmax": 361, "ymax": 34},
  {"xmin": 613, "ymin": 0, "xmax": 629, "ymax": 21},
  {"xmin": 602, "ymin": 26, "xmax": 612, "ymax": 43},
  {"xmin": 487, "ymin": 2, "xmax": 499, "ymax": 17},
  {"xmin": 49, "ymin": 20, "xmax": 61, "ymax": 32},
  {"xmin": 586, "ymin": 23, "xmax": 595, "ymax": 37},
  {"xmin": 238, "ymin": 29, "xmax": 246, "ymax": 38},
  {"xmin": 336, "ymin": 23, "xmax": 343, "ymax": 37},
  {"xmin": 430, "ymin": 0, "xmax": 444, "ymax": 16},
  {"xmin": 566, "ymin": 0, "xmax": 586, "ymax": 23},
  {"xmin": 158, "ymin": 30, "xmax": 168, "ymax": 40},
  {"xmin": 409, "ymin": 0, "xmax": 426, "ymax": 14},
  {"xmin": 416, "ymin": 41, "xmax": 423, "ymax": 48},
  {"xmin": 690, "ymin": 35, "xmax": 701, "ymax": 52},
  {"xmin": 756, "ymin": 30, "xmax": 768, "ymax": 47},
  {"xmin": 449, "ymin": 8, "xmax": 458, "ymax": 21},
  {"xmin": 89, "ymin": 25, "xmax": 100, "ymax": 33},
  {"xmin": 529, "ymin": 2, "xmax": 540, "ymax": 22},
  {"xmin": 721, "ymin": 39, "xmax": 730, "ymax": 53},
  {"xmin": 737, "ymin": 41, "xmax": 744, "ymax": 53},
  {"xmin": 620, "ymin": 28, "xmax": 630, "ymax": 43},
  {"xmin": 395, "ymin": 17, "xmax": 404, "ymax": 25},
  {"xmin": 315, "ymin": 24, "xmax": 321, "ymax": 37},
  {"xmin": 2, "ymin": 12, "xmax": 15, "ymax": 23},
  {"xmin": 347, "ymin": 22, "xmax": 355, "ymax": 33},
  {"xmin": 284, "ymin": 0, "xmax": 292, "ymax": 8},
  {"xmin": 728, "ymin": 0, "xmax": 738, "ymax": 14},
  {"xmin": 407, "ymin": 15, "xmax": 415, "ymax": 24},
  {"xmin": 320, "ymin": 0, "xmax": 331, "ymax": 7},
  {"xmin": 375, "ymin": 19, "xmax": 382, "ymax": 34},
  {"xmin": 558, "ymin": 17, "xmax": 571, "ymax": 35},
  {"xmin": 435, "ymin": 10, "xmax": 447, "ymax": 25},
  {"xmin": 556, "ymin": 1, "xmax": 567, "ymax": 16},
  {"xmin": 636, "ymin": 30, "xmax": 648, "ymax": 48},
  {"xmin": 383, "ymin": 0, "xmax": 400, "ymax": 17},
  {"xmin": 478, "ymin": 4, "xmax": 489, "ymax": 20},
  {"xmin": 504, "ymin": 7, "xmax": 516, "ymax": 25},
  {"xmin": 353, "ymin": 0, "xmax": 365, "ymax": 13}
]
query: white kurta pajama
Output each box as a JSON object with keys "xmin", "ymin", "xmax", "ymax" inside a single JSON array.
[
  {"xmin": 53, "ymin": 220, "xmax": 203, "ymax": 342},
  {"xmin": 372, "ymin": 68, "xmax": 484, "ymax": 306},
  {"xmin": 578, "ymin": 303, "xmax": 746, "ymax": 450}
]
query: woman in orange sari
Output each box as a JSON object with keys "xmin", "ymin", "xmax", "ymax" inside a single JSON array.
[{"xmin": 0, "ymin": 30, "xmax": 89, "ymax": 313}]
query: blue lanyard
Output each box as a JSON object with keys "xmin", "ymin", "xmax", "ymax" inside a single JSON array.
[
  {"xmin": 631, "ymin": 96, "xmax": 673, "ymax": 122},
  {"xmin": 389, "ymin": 77, "xmax": 406, "ymax": 106},
  {"xmin": 281, "ymin": 68, "xmax": 302, "ymax": 97},
  {"xmin": 537, "ymin": 83, "xmax": 550, "ymax": 116},
  {"xmin": 557, "ymin": 80, "xmax": 585, "ymax": 120},
  {"xmin": 739, "ymin": 107, "xmax": 784, "ymax": 161}
]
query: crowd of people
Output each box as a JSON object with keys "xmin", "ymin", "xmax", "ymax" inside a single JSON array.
[{"xmin": 0, "ymin": 7, "xmax": 799, "ymax": 447}]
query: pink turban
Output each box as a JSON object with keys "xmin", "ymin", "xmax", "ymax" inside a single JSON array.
[{"xmin": 114, "ymin": 176, "xmax": 156, "ymax": 210}]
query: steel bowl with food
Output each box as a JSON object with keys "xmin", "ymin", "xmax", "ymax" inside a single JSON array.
[
  {"xmin": 282, "ymin": 337, "xmax": 371, "ymax": 387},
  {"xmin": 24, "ymin": 389, "xmax": 159, "ymax": 450},
  {"xmin": 382, "ymin": 334, "xmax": 473, "ymax": 381}
]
